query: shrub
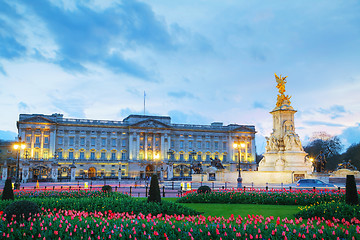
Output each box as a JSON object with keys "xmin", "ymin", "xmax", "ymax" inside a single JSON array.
[
  {"xmin": 1, "ymin": 178, "xmax": 14, "ymax": 201},
  {"xmin": 4, "ymin": 200, "xmax": 40, "ymax": 222},
  {"xmin": 346, "ymin": 175, "xmax": 359, "ymax": 205},
  {"xmin": 295, "ymin": 201, "xmax": 360, "ymax": 221},
  {"xmin": 197, "ymin": 185, "xmax": 211, "ymax": 194},
  {"xmin": 148, "ymin": 174, "xmax": 161, "ymax": 203},
  {"xmin": 102, "ymin": 185, "xmax": 112, "ymax": 193}
]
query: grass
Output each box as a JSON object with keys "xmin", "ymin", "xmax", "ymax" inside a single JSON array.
[{"xmin": 162, "ymin": 198, "xmax": 299, "ymax": 219}]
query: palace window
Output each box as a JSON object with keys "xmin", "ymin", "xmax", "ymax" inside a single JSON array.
[
  {"xmin": 189, "ymin": 141, "xmax": 193, "ymax": 149},
  {"xmin": 223, "ymin": 142, "xmax": 227, "ymax": 149},
  {"xmin": 179, "ymin": 153, "xmax": 184, "ymax": 161},
  {"xmin": 26, "ymin": 136, "xmax": 31, "ymax": 143},
  {"xmin": 101, "ymin": 152, "xmax": 106, "ymax": 160},
  {"xmin": 223, "ymin": 154, "xmax": 227, "ymax": 161},
  {"xmin": 206, "ymin": 154, "xmax": 210, "ymax": 161},
  {"xmin": 111, "ymin": 152, "xmax": 116, "ymax": 160},
  {"xmin": 171, "ymin": 141, "xmax": 175, "ymax": 148},
  {"xmin": 111, "ymin": 138, "xmax": 116, "ymax": 147},
  {"xmin": 122, "ymin": 139, "xmax": 126, "ymax": 147},
  {"xmin": 214, "ymin": 142, "xmax": 219, "ymax": 149},
  {"xmin": 58, "ymin": 137, "xmax": 63, "ymax": 145},
  {"xmin": 80, "ymin": 137, "xmax": 85, "ymax": 146},
  {"xmin": 43, "ymin": 151, "xmax": 48, "ymax": 159},
  {"xmin": 197, "ymin": 141, "xmax": 201, "ymax": 149},
  {"xmin": 44, "ymin": 137, "xmax": 49, "ymax": 144},
  {"xmin": 206, "ymin": 142, "xmax": 210, "ymax": 149},
  {"xmin": 180, "ymin": 141, "xmax": 184, "ymax": 149},
  {"xmin": 197, "ymin": 153, "xmax": 202, "ymax": 161},
  {"xmin": 90, "ymin": 152, "xmax": 95, "ymax": 160},
  {"xmin": 101, "ymin": 138, "xmax": 106, "ymax": 147},
  {"xmin": 80, "ymin": 152, "xmax": 85, "ymax": 160},
  {"xmin": 69, "ymin": 152, "xmax": 74, "ymax": 160},
  {"xmin": 58, "ymin": 151, "xmax": 63, "ymax": 159},
  {"xmin": 91, "ymin": 138, "xmax": 96, "ymax": 146},
  {"xmin": 69, "ymin": 137, "xmax": 74, "ymax": 146},
  {"xmin": 121, "ymin": 152, "xmax": 126, "ymax": 160}
]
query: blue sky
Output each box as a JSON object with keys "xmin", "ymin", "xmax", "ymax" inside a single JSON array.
[{"xmin": 0, "ymin": 0, "xmax": 360, "ymax": 153}]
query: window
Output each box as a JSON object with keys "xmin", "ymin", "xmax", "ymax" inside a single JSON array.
[
  {"xmin": 34, "ymin": 151, "xmax": 39, "ymax": 159},
  {"xmin": 91, "ymin": 138, "xmax": 96, "ymax": 146},
  {"xmin": 214, "ymin": 142, "xmax": 218, "ymax": 149},
  {"xmin": 80, "ymin": 137, "xmax": 85, "ymax": 146},
  {"xmin": 197, "ymin": 153, "xmax": 202, "ymax": 161},
  {"xmin": 80, "ymin": 152, "xmax": 85, "ymax": 160},
  {"xmin": 111, "ymin": 152, "xmax": 116, "ymax": 160},
  {"xmin": 189, "ymin": 153, "xmax": 193, "ymax": 161},
  {"xmin": 44, "ymin": 137, "xmax": 49, "ymax": 144},
  {"xmin": 58, "ymin": 152, "xmax": 63, "ymax": 159},
  {"xmin": 26, "ymin": 136, "xmax": 31, "ymax": 143},
  {"xmin": 180, "ymin": 141, "xmax": 184, "ymax": 149},
  {"xmin": 69, "ymin": 152, "xmax": 74, "ymax": 160},
  {"xmin": 197, "ymin": 141, "xmax": 201, "ymax": 149},
  {"xmin": 90, "ymin": 152, "xmax": 95, "ymax": 160},
  {"xmin": 101, "ymin": 152, "xmax": 106, "ymax": 160},
  {"xmin": 58, "ymin": 137, "xmax": 63, "ymax": 145},
  {"xmin": 223, "ymin": 154, "xmax": 227, "ymax": 161},
  {"xmin": 179, "ymin": 153, "xmax": 184, "ymax": 161},
  {"xmin": 35, "ymin": 136, "xmax": 40, "ymax": 144},
  {"xmin": 206, "ymin": 154, "xmax": 210, "ymax": 161},
  {"xmin": 111, "ymin": 139, "xmax": 116, "ymax": 147},
  {"xmin": 69, "ymin": 137, "xmax": 74, "ymax": 146},
  {"xmin": 189, "ymin": 141, "xmax": 193, "ymax": 149},
  {"xmin": 139, "ymin": 152, "xmax": 144, "ymax": 160},
  {"xmin": 171, "ymin": 141, "xmax": 175, "ymax": 148},
  {"xmin": 223, "ymin": 142, "xmax": 227, "ymax": 149},
  {"xmin": 121, "ymin": 152, "xmax": 126, "ymax": 160},
  {"xmin": 206, "ymin": 142, "xmax": 210, "ymax": 149},
  {"xmin": 43, "ymin": 151, "xmax": 48, "ymax": 159},
  {"xmin": 122, "ymin": 139, "xmax": 126, "ymax": 147}
]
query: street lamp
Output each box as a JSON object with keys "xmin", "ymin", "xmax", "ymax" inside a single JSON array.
[
  {"xmin": 233, "ymin": 142, "xmax": 246, "ymax": 188},
  {"xmin": 13, "ymin": 137, "xmax": 26, "ymax": 190}
]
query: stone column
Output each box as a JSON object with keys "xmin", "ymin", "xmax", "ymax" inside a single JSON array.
[
  {"xmin": 118, "ymin": 166, "xmax": 122, "ymax": 181},
  {"xmin": 50, "ymin": 128, "xmax": 56, "ymax": 159},
  {"xmin": 128, "ymin": 133, "xmax": 133, "ymax": 160},
  {"xmin": 167, "ymin": 164, "xmax": 173, "ymax": 180},
  {"xmin": 2, "ymin": 165, "xmax": 7, "ymax": 182},
  {"xmin": 70, "ymin": 163, "xmax": 76, "ymax": 182},
  {"xmin": 160, "ymin": 134, "xmax": 165, "ymax": 161},
  {"xmin": 136, "ymin": 133, "xmax": 140, "ymax": 160},
  {"xmin": 51, "ymin": 163, "xmax": 59, "ymax": 182},
  {"xmin": 144, "ymin": 133, "xmax": 148, "ymax": 160},
  {"xmin": 22, "ymin": 163, "xmax": 30, "ymax": 183}
]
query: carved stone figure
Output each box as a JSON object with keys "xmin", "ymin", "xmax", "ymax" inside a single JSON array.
[
  {"xmin": 314, "ymin": 151, "xmax": 326, "ymax": 172},
  {"xmin": 210, "ymin": 157, "xmax": 225, "ymax": 169},
  {"xmin": 274, "ymin": 73, "xmax": 292, "ymax": 107}
]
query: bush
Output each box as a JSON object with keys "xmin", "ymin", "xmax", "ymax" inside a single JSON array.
[
  {"xmin": 1, "ymin": 178, "xmax": 14, "ymax": 201},
  {"xmin": 295, "ymin": 201, "xmax": 360, "ymax": 221},
  {"xmin": 346, "ymin": 175, "xmax": 359, "ymax": 205},
  {"xmin": 148, "ymin": 174, "xmax": 161, "ymax": 203},
  {"xmin": 197, "ymin": 186, "xmax": 211, "ymax": 194},
  {"xmin": 4, "ymin": 200, "xmax": 40, "ymax": 222},
  {"xmin": 102, "ymin": 185, "xmax": 112, "ymax": 193}
]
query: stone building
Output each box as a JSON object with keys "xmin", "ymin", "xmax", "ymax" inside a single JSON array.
[{"xmin": 14, "ymin": 113, "xmax": 256, "ymax": 182}]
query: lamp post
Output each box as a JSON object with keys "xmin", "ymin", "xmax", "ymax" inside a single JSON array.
[
  {"xmin": 13, "ymin": 137, "xmax": 26, "ymax": 190},
  {"xmin": 233, "ymin": 142, "xmax": 246, "ymax": 189}
]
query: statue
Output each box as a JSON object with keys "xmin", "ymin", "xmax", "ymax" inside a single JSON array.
[
  {"xmin": 275, "ymin": 73, "xmax": 292, "ymax": 107},
  {"xmin": 336, "ymin": 160, "xmax": 357, "ymax": 171},
  {"xmin": 210, "ymin": 157, "xmax": 225, "ymax": 169},
  {"xmin": 191, "ymin": 162, "xmax": 203, "ymax": 174},
  {"xmin": 314, "ymin": 151, "xmax": 326, "ymax": 173}
]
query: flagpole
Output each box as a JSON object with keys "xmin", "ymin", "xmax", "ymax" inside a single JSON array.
[{"xmin": 143, "ymin": 91, "xmax": 146, "ymax": 115}]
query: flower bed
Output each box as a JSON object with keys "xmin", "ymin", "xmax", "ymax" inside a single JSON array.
[
  {"xmin": 296, "ymin": 201, "xmax": 360, "ymax": 221},
  {"xmin": 13, "ymin": 189, "xmax": 129, "ymax": 199},
  {"xmin": 177, "ymin": 188, "xmax": 345, "ymax": 205},
  {"xmin": 1, "ymin": 209, "xmax": 359, "ymax": 239}
]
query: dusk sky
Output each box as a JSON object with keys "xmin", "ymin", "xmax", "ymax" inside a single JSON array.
[{"xmin": 0, "ymin": 0, "xmax": 359, "ymax": 153}]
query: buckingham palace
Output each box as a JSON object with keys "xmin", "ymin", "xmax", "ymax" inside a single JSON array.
[{"xmin": 11, "ymin": 113, "xmax": 256, "ymax": 182}]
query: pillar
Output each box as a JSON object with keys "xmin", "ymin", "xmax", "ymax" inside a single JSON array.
[
  {"xmin": 22, "ymin": 164, "xmax": 30, "ymax": 183},
  {"xmin": 2, "ymin": 166, "xmax": 7, "ymax": 181},
  {"xmin": 70, "ymin": 164, "xmax": 76, "ymax": 182},
  {"xmin": 167, "ymin": 164, "xmax": 173, "ymax": 180}
]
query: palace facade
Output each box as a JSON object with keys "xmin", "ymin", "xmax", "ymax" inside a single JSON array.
[{"xmin": 12, "ymin": 113, "xmax": 256, "ymax": 181}]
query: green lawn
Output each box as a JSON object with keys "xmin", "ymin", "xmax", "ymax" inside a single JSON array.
[{"xmin": 162, "ymin": 198, "xmax": 299, "ymax": 219}]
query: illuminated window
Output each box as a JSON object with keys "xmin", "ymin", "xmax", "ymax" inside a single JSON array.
[
  {"xmin": 171, "ymin": 141, "xmax": 175, "ymax": 148},
  {"xmin": 69, "ymin": 137, "xmax": 74, "ymax": 146},
  {"xmin": 101, "ymin": 152, "xmax": 106, "ymax": 160},
  {"xmin": 111, "ymin": 152, "xmax": 116, "ymax": 160},
  {"xmin": 80, "ymin": 152, "xmax": 85, "ymax": 159},
  {"xmin": 69, "ymin": 152, "xmax": 74, "ymax": 160},
  {"xmin": 58, "ymin": 137, "xmax": 63, "ymax": 145},
  {"xmin": 35, "ymin": 136, "xmax": 40, "ymax": 144},
  {"xmin": 121, "ymin": 152, "xmax": 126, "ymax": 160},
  {"xmin": 90, "ymin": 152, "xmax": 95, "ymax": 160},
  {"xmin": 43, "ymin": 151, "xmax": 48, "ymax": 159}
]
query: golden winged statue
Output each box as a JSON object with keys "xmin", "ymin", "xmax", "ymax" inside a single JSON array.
[{"xmin": 274, "ymin": 73, "xmax": 291, "ymax": 107}]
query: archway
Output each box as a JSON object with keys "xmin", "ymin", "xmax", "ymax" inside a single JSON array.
[
  {"xmin": 145, "ymin": 164, "xmax": 154, "ymax": 177},
  {"xmin": 88, "ymin": 167, "xmax": 96, "ymax": 178}
]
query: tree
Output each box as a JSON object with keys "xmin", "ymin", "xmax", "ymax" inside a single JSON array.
[
  {"xmin": 2, "ymin": 178, "xmax": 14, "ymax": 200},
  {"xmin": 304, "ymin": 132, "xmax": 343, "ymax": 170},
  {"xmin": 147, "ymin": 174, "xmax": 161, "ymax": 203},
  {"xmin": 342, "ymin": 143, "xmax": 360, "ymax": 170}
]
